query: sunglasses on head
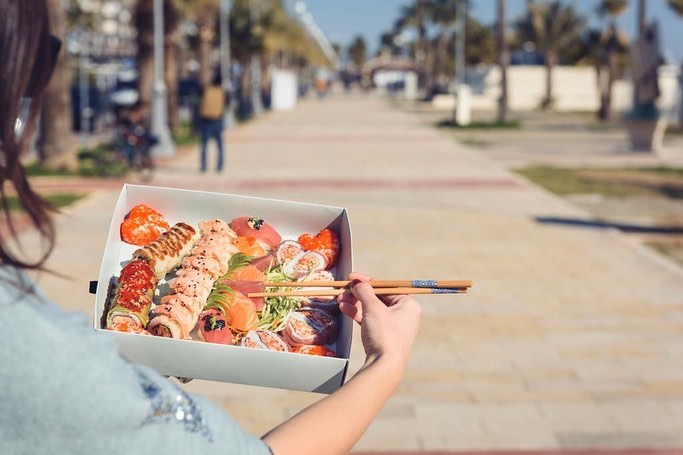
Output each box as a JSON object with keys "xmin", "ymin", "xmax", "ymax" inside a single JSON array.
[{"xmin": 15, "ymin": 35, "xmax": 62, "ymax": 138}]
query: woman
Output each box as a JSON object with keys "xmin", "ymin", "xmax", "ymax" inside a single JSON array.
[{"xmin": 0, "ymin": 1, "xmax": 422, "ymax": 454}]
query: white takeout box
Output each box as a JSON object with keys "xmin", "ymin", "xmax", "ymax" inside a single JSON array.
[{"xmin": 94, "ymin": 184, "xmax": 353, "ymax": 393}]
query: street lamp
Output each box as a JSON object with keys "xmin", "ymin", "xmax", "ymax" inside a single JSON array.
[
  {"xmin": 151, "ymin": 0, "xmax": 175, "ymax": 157},
  {"xmin": 453, "ymin": 0, "xmax": 470, "ymax": 126},
  {"xmin": 250, "ymin": 0, "xmax": 264, "ymax": 116}
]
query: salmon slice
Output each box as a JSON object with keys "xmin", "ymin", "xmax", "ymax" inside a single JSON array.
[
  {"xmin": 231, "ymin": 236, "xmax": 267, "ymax": 258},
  {"xmin": 217, "ymin": 264, "xmax": 266, "ymax": 311},
  {"xmin": 226, "ymin": 291, "xmax": 259, "ymax": 332}
]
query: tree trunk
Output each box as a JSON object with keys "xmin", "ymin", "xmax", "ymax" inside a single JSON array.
[
  {"xmin": 416, "ymin": 0, "xmax": 428, "ymax": 91},
  {"xmin": 39, "ymin": 0, "xmax": 77, "ymax": 170},
  {"xmin": 596, "ymin": 62, "xmax": 608, "ymax": 120},
  {"xmin": 497, "ymin": 0, "xmax": 509, "ymax": 123},
  {"xmin": 602, "ymin": 48, "xmax": 617, "ymax": 120},
  {"xmin": 542, "ymin": 50, "xmax": 556, "ymax": 109},
  {"xmin": 432, "ymin": 29, "xmax": 449, "ymax": 94},
  {"xmin": 634, "ymin": 1, "xmax": 646, "ymax": 106},
  {"xmin": 198, "ymin": 23, "xmax": 214, "ymax": 88}
]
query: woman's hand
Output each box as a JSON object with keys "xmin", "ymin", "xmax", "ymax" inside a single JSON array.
[
  {"xmin": 264, "ymin": 273, "xmax": 422, "ymax": 455},
  {"xmin": 338, "ymin": 272, "xmax": 422, "ymax": 372}
]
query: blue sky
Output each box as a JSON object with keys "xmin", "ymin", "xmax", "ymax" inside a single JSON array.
[{"xmin": 300, "ymin": 0, "xmax": 683, "ymax": 63}]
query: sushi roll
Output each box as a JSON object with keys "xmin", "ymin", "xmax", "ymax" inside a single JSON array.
[
  {"xmin": 291, "ymin": 344, "xmax": 336, "ymax": 357},
  {"xmin": 282, "ymin": 251, "xmax": 326, "ymax": 279},
  {"xmin": 296, "ymin": 270, "xmax": 339, "ymax": 313},
  {"xmin": 282, "ymin": 308, "xmax": 338, "ymax": 346},
  {"xmin": 146, "ymin": 219, "xmax": 235, "ymax": 340},
  {"xmin": 105, "ymin": 259, "xmax": 156, "ymax": 331},
  {"xmin": 240, "ymin": 330, "xmax": 290, "ymax": 352},
  {"xmin": 108, "ymin": 318, "xmax": 151, "ymax": 336},
  {"xmin": 276, "ymin": 240, "xmax": 303, "ymax": 266},
  {"xmin": 132, "ymin": 222, "xmax": 200, "ymax": 279},
  {"xmin": 298, "ymin": 228, "xmax": 340, "ymax": 270}
]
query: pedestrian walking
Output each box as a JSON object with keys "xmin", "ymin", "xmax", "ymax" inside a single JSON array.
[
  {"xmin": 0, "ymin": 2, "xmax": 423, "ymax": 454},
  {"xmin": 198, "ymin": 73, "xmax": 226, "ymax": 172}
]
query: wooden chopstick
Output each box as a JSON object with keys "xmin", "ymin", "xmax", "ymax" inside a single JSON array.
[
  {"xmin": 248, "ymin": 287, "xmax": 469, "ymax": 298},
  {"xmin": 262, "ymin": 279, "xmax": 472, "ymax": 289}
]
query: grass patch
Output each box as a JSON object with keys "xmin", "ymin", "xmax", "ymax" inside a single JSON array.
[
  {"xmin": 26, "ymin": 143, "xmax": 129, "ymax": 178},
  {"xmin": 436, "ymin": 119, "xmax": 521, "ymax": 130},
  {"xmin": 174, "ymin": 121, "xmax": 200, "ymax": 147},
  {"xmin": 24, "ymin": 162, "xmax": 79, "ymax": 177},
  {"xmin": 5, "ymin": 193, "xmax": 85, "ymax": 211},
  {"xmin": 458, "ymin": 137, "xmax": 491, "ymax": 148},
  {"xmin": 646, "ymin": 239, "xmax": 683, "ymax": 267},
  {"xmin": 516, "ymin": 166, "xmax": 656, "ymax": 197}
]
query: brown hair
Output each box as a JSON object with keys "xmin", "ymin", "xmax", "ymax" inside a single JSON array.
[{"xmin": 0, "ymin": 0, "xmax": 57, "ymax": 270}]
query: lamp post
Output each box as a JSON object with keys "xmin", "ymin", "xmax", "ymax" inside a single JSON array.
[
  {"xmin": 219, "ymin": 0, "xmax": 235, "ymax": 126},
  {"xmin": 453, "ymin": 0, "xmax": 470, "ymax": 125},
  {"xmin": 151, "ymin": 0, "xmax": 175, "ymax": 157},
  {"xmin": 250, "ymin": 0, "xmax": 264, "ymax": 116}
]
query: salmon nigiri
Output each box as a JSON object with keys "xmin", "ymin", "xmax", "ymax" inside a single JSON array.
[{"xmin": 231, "ymin": 236, "xmax": 267, "ymax": 258}]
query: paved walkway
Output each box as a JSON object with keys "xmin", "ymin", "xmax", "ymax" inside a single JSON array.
[{"xmin": 30, "ymin": 92, "xmax": 683, "ymax": 452}]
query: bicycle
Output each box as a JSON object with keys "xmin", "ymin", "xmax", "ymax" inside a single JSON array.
[{"xmin": 118, "ymin": 124, "xmax": 156, "ymax": 181}]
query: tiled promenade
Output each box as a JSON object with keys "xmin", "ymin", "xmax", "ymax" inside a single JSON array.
[{"xmin": 30, "ymin": 92, "xmax": 683, "ymax": 452}]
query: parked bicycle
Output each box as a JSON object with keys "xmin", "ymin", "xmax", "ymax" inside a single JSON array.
[{"xmin": 88, "ymin": 101, "xmax": 156, "ymax": 180}]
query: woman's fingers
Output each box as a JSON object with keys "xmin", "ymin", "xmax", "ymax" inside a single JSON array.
[
  {"xmin": 347, "ymin": 272, "xmax": 373, "ymax": 282},
  {"xmin": 338, "ymin": 272, "xmax": 374, "ymax": 324},
  {"xmin": 339, "ymin": 300, "xmax": 362, "ymax": 323},
  {"xmin": 350, "ymin": 281, "xmax": 387, "ymax": 316}
]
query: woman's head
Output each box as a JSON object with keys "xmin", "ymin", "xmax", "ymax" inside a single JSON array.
[{"xmin": 0, "ymin": 0, "xmax": 58, "ymax": 270}]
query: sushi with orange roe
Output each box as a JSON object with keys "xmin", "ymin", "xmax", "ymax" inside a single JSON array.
[
  {"xmin": 298, "ymin": 228, "xmax": 339, "ymax": 269},
  {"xmin": 120, "ymin": 204, "xmax": 170, "ymax": 246}
]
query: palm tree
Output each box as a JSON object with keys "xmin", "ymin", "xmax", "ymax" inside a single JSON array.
[
  {"xmin": 175, "ymin": 0, "xmax": 218, "ymax": 88},
  {"xmin": 348, "ymin": 36, "xmax": 367, "ymax": 70},
  {"xmin": 40, "ymin": 0, "xmax": 77, "ymax": 170},
  {"xmin": 397, "ymin": 0, "xmax": 433, "ymax": 91},
  {"xmin": 497, "ymin": 0, "xmax": 508, "ymax": 123},
  {"xmin": 596, "ymin": 0, "xmax": 629, "ymax": 120},
  {"xmin": 515, "ymin": 1, "xmax": 585, "ymax": 109},
  {"xmin": 669, "ymin": 0, "xmax": 683, "ymax": 15},
  {"xmin": 429, "ymin": 0, "xmax": 456, "ymax": 94},
  {"xmin": 133, "ymin": 0, "xmax": 181, "ymax": 133}
]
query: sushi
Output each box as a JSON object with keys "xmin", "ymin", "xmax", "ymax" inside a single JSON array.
[
  {"xmin": 240, "ymin": 330, "xmax": 290, "ymax": 351},
  {"xmin": 230, "ymin": 216, "xmax": 282, "ymax": 252},
  {"xmin": 120, "ymin": 204, "xmax": 170, "ymax": 246},
  {"xmin": 297, "ymin": 270, "xmax": 339, "ymax": 313},
  {"xmin": 147, "ymin": 219, "xmax": 235, "ymax": 339},
  {"xmin": 106, "ymin": 259, "xmax": 157, "ymax": 331},
  {"xmin": 282, "ymin": 307, "xmax": 338, "ymax": 346},
  {"xmin": 291, "ymin": 344, "xmax": 336, "ymax": 357},
  {"xmin": 197, "ymin": 308, "xmax": 233, "ymax": 345},
  {"xmin": 282, "ymin": 251, "xmax": 326, "ymax": 279},
  {"xmin": 132, "ymin": 222, "xmax": 200, "ymax": 279}
]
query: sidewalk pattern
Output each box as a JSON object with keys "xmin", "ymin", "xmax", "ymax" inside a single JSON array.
[{"xmin": 31, "ymin": 93, "xmax": 683, "ymax": 452}]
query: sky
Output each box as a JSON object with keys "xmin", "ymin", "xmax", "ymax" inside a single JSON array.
[{"xmin": 299, "ymin": 0, "xmax": 683, "ymax": 63}]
